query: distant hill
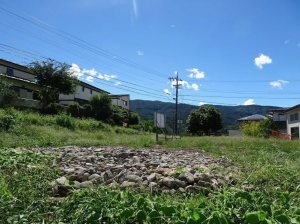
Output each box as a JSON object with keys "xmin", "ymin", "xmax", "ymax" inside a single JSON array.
[{"xmin": 130, "ymin": 99, "xmax": 281, "ymax": 131}]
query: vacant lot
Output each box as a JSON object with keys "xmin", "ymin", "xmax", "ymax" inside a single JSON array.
[{"xmin": 1, "ymin": 110, "xmax": 300, "ymax": 223}]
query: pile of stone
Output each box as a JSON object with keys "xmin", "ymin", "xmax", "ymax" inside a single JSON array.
[{"xmin": 38, "ymin": 146, "xmax": 238, "ymax": 197}]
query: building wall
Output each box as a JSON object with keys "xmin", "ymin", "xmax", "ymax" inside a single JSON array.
[
  {"xmin": 111, "ymin": 95, "xmax": 130, "ymax": 110},
  {"xmin": 59, "ymin": 84, "xmax": 103, "ymax": 104},
  {"xmin": 272, "ymin": 112, "xmax": 286, "ymax": 121},
  {"xmin": 0, "ymin": 65, "xmax": 35, "ymax": 81},
  {"xmin": 228, "ymin": 130, "xmax": 243, "ymax": 136},
  {"xmin": 3, "ymin": 77, "xmax": 39, "ymax": 100},
  {"xmin": 286, "ymin": 108, "xmax": 300, "ymax": 139}
]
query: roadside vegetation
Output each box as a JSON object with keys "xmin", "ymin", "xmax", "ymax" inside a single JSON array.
[{"xmin": 1, "ymin": 107, "xmax": 300, "ymax": 223}]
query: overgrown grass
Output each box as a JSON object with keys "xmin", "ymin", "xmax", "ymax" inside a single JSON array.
[{"xmin": 1, "ymin": 108, "xmax": 300, "ymax": 223}]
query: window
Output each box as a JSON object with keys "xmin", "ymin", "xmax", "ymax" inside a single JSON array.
[
  {"xmin": 291, "ymin": 127, "xmax": 299, "ymax": 139},
  {"xmin": 123, "ymin": 101, "xmax": 127, "ymax": 106},
  {"xmin": 290, "ymin": 113, "xmax": 299, "ymax": 121},
  {"xmin": 6, "ymin": 67, "xmax": 14, "ymax": 76},
  {"xmin": 90, "ymin": 89, "xmax": 92, "ymax": 94},
  {"xmin": 82, "ymin": 86, "xmax": 84, "ymax": 92}
]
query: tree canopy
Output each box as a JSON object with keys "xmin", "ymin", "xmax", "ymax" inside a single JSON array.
[
  {"xmin": 89, "ymin": 92, "xmax": 112, "ymax": 122},
  {"xmin": 27, "ymin": 60, "xmax": 79, "ymax": 108},
  {"xmin": 186, "ymin": 106, "xmax": 223, "ymax": 135}
]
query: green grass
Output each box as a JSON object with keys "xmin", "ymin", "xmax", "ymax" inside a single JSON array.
[{"xmin": 1, "ymin": 108, "xmax": 300, "ymax": 223}]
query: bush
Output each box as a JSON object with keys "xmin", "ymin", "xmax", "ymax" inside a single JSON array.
[
  {"xmin": 55, "ymin": 113, "xmax": 76, "ymax": 130},
  {"xmin": 240, "ymin": 117, "xmax": 277, "ymax": 138},
  {"xmin": 129, "ymin": 111, "xmax": 140, "ymax": 125},
  {"xmin": 0, "ymin": 107, "xmax": 19, "ymax": 131},
  {"xmin": 0, "ymin": 76, "xmax": 18, "ymax": 107},
  {"xmin": 130, "ymin": 124, "xmax": 141, "ymax": 130},
  {"xmin": 43, "ymin": 103, "xmax": 66, "ymax": 115},
  {"xmin": 80, "ymin": 104, "xmax": 92, "ymax": 118},
  {"xmin": 90, "ymin": 93, "xmax": 112, "ymax": 121},
  {"xmin": 66, "ymin": 102, "xmax": 80, "ymax": 117}
]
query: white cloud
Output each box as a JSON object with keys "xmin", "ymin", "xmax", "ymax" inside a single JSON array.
[
  {"xmin": 254, "ymin": 53, "xmax": 272, "ymax": 69},
  {"xmin": 82, "ymin": 68, "xmax": 97, "ymax": 76},
  {"xmin": 285, "ymin": 40, "xmax": 290, "ymax": 44},
  {"xmin": 174, "ymin": 71, "xmax": 178, "ymax": 75},
  {"xmin": 98, "ymin": 73, "xmax": 116, "ymax": 81},
  {"xmin": 199, "ymin": 102, "xmax": 206, "ymax": 106},
  {"xmin": 243, "ymin": 99, "xmax": 256, "ymax": 105},
  {"xmin": 171, "ymin": 80, "xmax": 200, "ymax": 91},
  {"xmin": 164, "ymin": 89, "xmax": 171, "ymax": 95},
  {"xmin": 191, "ymin": 83, "xmax": 199, "ymax": 91},
  {"xmin": 137, "ymin": 51, "xmax": 144, "ymax": 56},
  {"xmin": 186, "ymin": 68, "xmax": 205, "ymax": 79},
  {"xmin": 69, "ymin": 63, "xmax": 83, "ymax": 78},
  {"xmin": 170, "ymin": 25, "xmax": 175, "ymax": 28},
  {"xmin": 114, "ymin": 82, "xmax": 121, "ymax": 86},
  {"xmin": 269, "ymin": 80, "xmax": 289, "ymax": 89},
  {"xmin": 86, "ymin": 76, "xmax": 94, "ymax": 82}
]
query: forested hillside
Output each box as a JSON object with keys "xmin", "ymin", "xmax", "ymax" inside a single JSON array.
[{"xmin": 130, "ymin": 100, "xmax": 280, "ymax": 130}]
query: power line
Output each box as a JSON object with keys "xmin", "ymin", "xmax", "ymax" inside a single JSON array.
[{"xmin": 0, "ymin": 4, "xmax": 170, "ymax": 78}]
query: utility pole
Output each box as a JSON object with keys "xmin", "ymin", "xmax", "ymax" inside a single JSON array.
[{"xmin": 169, "ymin": 72, "xmax": 181, "ymax": 136}]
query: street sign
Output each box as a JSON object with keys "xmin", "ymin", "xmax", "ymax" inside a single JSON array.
[{"xmin": 154, "ymin": 112, "xmax": 165, "ymax": 128}]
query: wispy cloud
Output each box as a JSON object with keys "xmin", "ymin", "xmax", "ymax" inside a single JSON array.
[
  {"xmin": 298, "ymin": 42, "xmax": 300, "ymax": 47},
  {"xmin": 132, "ymin": 0, "xmax": 138, "ymax": 19},
  {"xmin": 243, "ymin": 99, "xmax": 256, "ymax": 105},
  {"xmin": 86, "ymin": 76, "xmax": 94, "ymax": 82},
  {"xmin": 285, "ymin": 40, "xmax": 290, "ymax": 44},
  {"xmin": 114, "ymin": 82, "xmax": 121, "ymax": 86},
  {"xmin": 170, "ymin": 25, "xmax": 175, "ymax": 28},
  {"xmin": 171, "ymin": 80, "xmax": 200, "ymax": 91},
  {"xmin": 98, "ymin": 73, "xmax": 117, "ymax": 81},
  {"xmin": 186, "ymin": 68, "xmax": 205, "ymax": 79},
  {"xmin": 199, "ymin": 102, "xmax": 206, "ymax": 106},
  {"xmin": 269, "ymin": 80, "xmax": 289, "ymax": 89},
  {"xmin": 137, "ymin": 51, "xmax": 144, "ymax": 56},
  {"xmin": 254, "ymin": 54, "xmax": 272, "ymax": 69},
  {"xmin": 164, "ymin": 89, "xmax": 171, "ymax": 95},
  {"xmin": 69, "ymin": 63, "xmax": 83, "ymax": 78},
  {"xmin": 82, "ymin": 68, "xmax": 97, "ymax": 76}
]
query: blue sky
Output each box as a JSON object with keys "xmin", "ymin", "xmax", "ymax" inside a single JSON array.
[{"xmin": 0, "ymin": 0, "xmax": 300, "ymax": 107}]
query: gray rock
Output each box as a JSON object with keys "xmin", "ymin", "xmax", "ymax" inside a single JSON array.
[
  {"xmin": 125, "ymin": 174, "xmax": 142, "ymax": 183},
  {"xmin": 82, "ymin": 173, "xmax": 90, "ymax": 182},
  {"xmin": 174, "ymin": 179, "xmax": 187, "ymax": 188},
  {"xmin": 198, "ymin": 180, "xmax": 211, "ymax": 188},
  {"xmin": 149, "ymin": 182, "xmax": 157, "ymax": 188},
  {"xmin": 184, "ymin": 171, "xmax": 194, "ymax": 184},
  {"xmin": 80, "ymin": 181, "xmax": 93, "ymax": 188},
  {"xmin": 142, "ymin": 180, "xmax": 149, "ymax": 186},
  {"xmin": 88, "ymin": 174, "xmax": 101, "ymax": 182},
  {"xmin": 69, "ymin": 174, "xmax": 77, "ymax": 181},
  {"xmin": 199, "ymin": 173, "xmax": 210, "ymax": 182},
  {"xmin": 56, "ymin": 177, "xmax": 67, "ymax": 185},
  {"xmin": 120, "ymin": 181, "xmax": 137, "ymax": 188},
  {"xmin": 162, "ymin": 177, "xmax": 176, "ymax": 188},
  {"xmin": 178, "ymin": 187, "xmax": 185, "ymax": 193}
]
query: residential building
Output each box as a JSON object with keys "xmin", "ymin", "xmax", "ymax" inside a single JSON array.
[
  {"xmin": 237, "ymin": 114, "xmax": 267, "ymax": 125},
  {"xmin": 0, "ymin": 58, "xmax": 39, "ymax": 101},
  {"xmin": 111, "ymin": 94, "xmax": 130, "ymax": 110},
  {"xmin": 268, "ymin": 108, "xmax": 289, "ymax": 133},
  {"xmin": 59, "ymin": 81, "xmax": 110, "ymax": 105},
  {"xmin": 285, "ymin": 104, "xmax": 300, "ymax": 139}
]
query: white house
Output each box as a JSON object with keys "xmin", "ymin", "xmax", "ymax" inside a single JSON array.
[
  {"xmin": 0, "ymin": 58, "xmax": 40, "ymax": 101},
  {"xmin": 59, "ymin": 81, "xmax": 110, "ymax": 105},
  {"xmin": 111, "ymin": 94, "xmax": 130, "ymax": 111},
  {"xmin": 268, "ymin": 108, "xmax": 289, "ymax": 134},
  {"xmin": 285, "ymin": 105, "xmax": 300, "ymax": 139}
]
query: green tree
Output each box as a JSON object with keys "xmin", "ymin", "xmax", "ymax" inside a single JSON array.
[
  {"xmin": 129, "ymin": 111, "xmax": 140, "ymax": 125},
  {"xmin": 240, "ymin": 117, "xmax": 277, "ymax": 138},
  {"xmin": 0, "ymin": 76, "xmax": 18, "ymax": 107},
  {"xmin": 89, "ymin": 92, "xmax": 112, "ymax": 121},
  {"xmin": 27, "ymin": 60, "xmax": 79, "ymax": 108},
  {"xmin": 259, "ymin": 117, "xmax": 278, "ymax": 137},
  {"xmin": 186, "ymin": 106, "xmax": 223, "ymax": 135}
]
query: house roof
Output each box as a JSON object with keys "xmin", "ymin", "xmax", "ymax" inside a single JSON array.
[
  {"xmin": 111, "ymin": 94, "xmax": 130, "ymax": 98},
  {"xmin": 80, "ymin": 80, "xmax": 110, "ymax": 94},
  {"xmin": 237, "ymin": 114, "xmax": 267, "ymax": 121},
  {"xmin": 268, "ymin": 108, "xmax": 290, "ymax": 112},
  {"xmin": 285, "ymin": 104, "xmax": 300, "ymax": 113},
  {"xmin": 0, "ymin": 58, "xmax": 34, "ymax": 74}
]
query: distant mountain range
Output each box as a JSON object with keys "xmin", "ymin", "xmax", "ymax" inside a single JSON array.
[{"xmin": 130, "ymin": 99, "xmax": 280, "ymax": 131}]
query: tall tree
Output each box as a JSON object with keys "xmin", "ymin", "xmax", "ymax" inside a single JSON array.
[
  {"xmin": 27, "ymin": 60, "xmax": 79, "ymax": 108},
  {"xmin": 186, "ymin": 106, "xmax": 223, "ymax": 135},
  {"xmin": 89, "ymin": 92, "xmax": 112, "ymax": 122}
]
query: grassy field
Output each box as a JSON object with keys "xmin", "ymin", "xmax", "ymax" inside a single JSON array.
[{"xmin": 1, "ymin": 108, "xmax": 300, "ymax": 223}]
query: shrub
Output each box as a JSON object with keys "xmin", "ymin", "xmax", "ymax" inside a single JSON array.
[
  {"xmin": 43, "ymin": 103, "xmax": 66, "ymax": 115},
  {"xmin": 89, "ymin": 93, "xmax": 112, "ymax": 121},
  {"xmin": 66, "ymin": 102, "xmax": 80, "ymax": 117},
  {"xmin": 241, "ymin": 117, "xmax": 277, "ymax": 138},
  {"xmin": 271, "ymin": 130, "xmax": 293, "ymax": 139},
  {"xmin": 130, "ymin": 124, "xmax": 141, "ymax": 130},
  {"xmin": 0, "ymin": 76, "xmax": 18, "ymax": 107},
  {"xmin": 55, "ymin": 113, "xmax": 76, "ymax": 130},
  {"xmin": 129, "ymin": 111, "xmax": 140, "ymax": 125},
  {"xmin": 0, "ymin": 107, "xmax": 19, "ymax": 131},
  {"xmin": 80, "ymin": 104, "xmax": 92, "ymax": 118}
]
